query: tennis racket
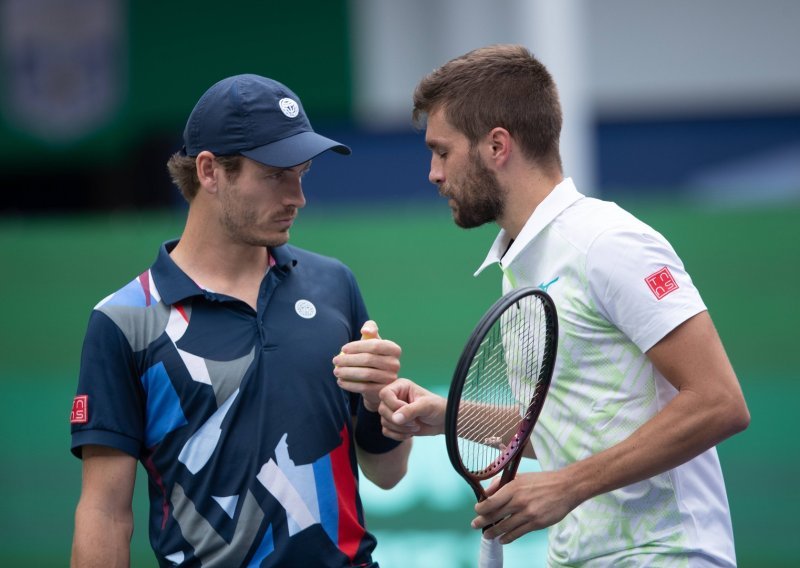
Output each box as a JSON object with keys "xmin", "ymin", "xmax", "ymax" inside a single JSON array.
[{"xmin": 445, "ymin": 287, "xmax": 558, "ymax": 568}]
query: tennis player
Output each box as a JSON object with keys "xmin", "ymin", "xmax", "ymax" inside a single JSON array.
[
  {"xmin": 69, "ymin": 74, "xmax": 410, "ymax": 567},
  {"xmin": 376, "ymin": 45, "xmax": 750, "ymax": 566}
]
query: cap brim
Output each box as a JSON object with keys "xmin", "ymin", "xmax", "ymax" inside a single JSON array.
[{"xmin": 241, "ymin": 131, "xmax": 351, "ymax": 168}]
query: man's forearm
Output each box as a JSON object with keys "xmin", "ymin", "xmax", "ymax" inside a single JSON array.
[
  {"xmin": 71, "ymin": 503, "xmax": 133, "ymax": 568},
  {"xmin": 357, "ymin": 438, "xmax": 413, "ymax": 490},
  {"xmin": 562, "ymin": 386, "xmax": 747, "ymax": 508}
]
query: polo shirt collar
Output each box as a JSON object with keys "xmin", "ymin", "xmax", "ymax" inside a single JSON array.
[
  {"xmin": 151, "ymin": 240, "xmax": 298, "ymax": 305},
  {"xmin": 474, "ymin": 177, "xmax": 583, "ymax": 276},
  {"xmin": 269, "ymin": 243, "xmax": 297, "ymax": 271}
]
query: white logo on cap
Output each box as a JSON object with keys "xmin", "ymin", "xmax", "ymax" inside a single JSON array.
[
  {"xmin": 279, "ymin": 98, "xmax": 300, "ymax": 118},
  {"xmin": 295, "ymin": 299, "xmax": 316, "ymax": 319}
]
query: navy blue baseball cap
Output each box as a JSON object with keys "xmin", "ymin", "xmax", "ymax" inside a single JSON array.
[{"xmin": 181, "ymin": 74, "xmax": 350, "ymax": 167}]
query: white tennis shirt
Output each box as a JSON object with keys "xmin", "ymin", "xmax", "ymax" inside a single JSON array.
[{"xmin": 476, "ymin": 178, "xmax": 736, "ymax": 567}]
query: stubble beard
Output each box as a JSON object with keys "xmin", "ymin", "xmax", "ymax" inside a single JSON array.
[
  {"xmin": 443, "ymin": 153, "xmax": 505, "ymax": 229},
  {"xmin": 219, "ymin": 186, "xmax": 292, "ymax": 248}
]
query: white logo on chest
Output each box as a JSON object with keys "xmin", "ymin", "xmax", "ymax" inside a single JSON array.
[{"xmin": 294, "ymin": 299, "xmax": 316, "ymax": 319}]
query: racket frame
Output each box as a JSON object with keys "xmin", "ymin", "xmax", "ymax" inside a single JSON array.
[{"xmin": 444, "ymin": 287, "xmax": 558, "ymax": 502}]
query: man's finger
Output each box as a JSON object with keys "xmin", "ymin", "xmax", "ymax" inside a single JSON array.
[{"xmin": 360, "ymin": 320, "xmax": 380, "ymax": 340}]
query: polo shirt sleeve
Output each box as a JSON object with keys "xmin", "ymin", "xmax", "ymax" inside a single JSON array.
[
  {"xmin": 343, "ymin": 268, "xmax": 368, "ymax": 416},
  {"xmin": 586, "ymin": 226, "xmax": 707, "ymax": 353},
  {"xmin": 70, "ymin": 310, "xmax": 146, "ymax": 459},
  {"xmin": 347, "ymin": 268, "xmax": 370, "ymax": 342}
]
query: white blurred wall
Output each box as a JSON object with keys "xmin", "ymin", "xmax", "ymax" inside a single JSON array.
[
  {"xmin": 351, "ymin": 0, "xmax": 800, "ymax": 119},
  {"xmin": 350, "ymin": 0, "xmax": 800, "ymax": 197},
  {"xmin": 588, "ymin": 0, "xmax": 800, "ymax": 117},
  {"xmin": 350, "ymin": 0, "xmax": 595, "ymax": 193}
]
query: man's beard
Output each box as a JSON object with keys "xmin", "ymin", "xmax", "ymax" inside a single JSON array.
[
  {"xmin": 441, "ymin": 151, "xmax": 505, "ymax": 229},
  {"xmin": 219, "ymin": 184, "xmax": 293, "ymax": 248}
]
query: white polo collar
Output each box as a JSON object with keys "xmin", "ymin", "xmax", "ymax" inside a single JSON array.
[{"xmin": 474, "ymin": 177, "xmax": 584, "ymax": 276}]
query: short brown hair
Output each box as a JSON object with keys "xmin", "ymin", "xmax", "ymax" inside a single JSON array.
[
  {"xmin": 413, "ymin": 44, "xmax": 563, "ymax": 173},
  {"xmin": 166, "ymin": 153, "xmax": 243, "ymax": 201}
]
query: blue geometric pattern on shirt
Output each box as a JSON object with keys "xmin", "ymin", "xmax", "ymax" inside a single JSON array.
[
  {"xmin": 178, "ymin": 389, "xmax": 238, "ymax": 474},
  {"xmin": 247, "ymin": 524, "xmax": 275, "ymax": 567},
  {"xmin": 312, "ymin": 453, "xmax": 338, "ymax": 546},
  {"xmin": 169, "ymin": 483, "xmax": 264, "ymax": 566},
  {"xmin": 101, "ymin": 276, "xmax": 149, "ymax": 308},
  {"xmin": 140, "ymin": 361, "xmax": 188, "ymax": 447},
  {"xmin": 205, "ymin": 349, "xmax": 254, "ymax": 406},
  {"xmin": 212, "ymin": 494, "xmax": 239, "ymax": 518}
]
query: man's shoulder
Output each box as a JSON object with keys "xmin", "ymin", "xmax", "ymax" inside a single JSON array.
[
  {"xmin": 553, "ymin": 197, "xmax": 655, "ymax": 252},
  {"xmin": 94, "ymin": 269, "xmax": 159, "ymax": 311},
  {"xmin": 563, "ymin": 196, "xmax": 642, "ymax": 228},
  {"xmin": 283, "ymin": 244, "xmax": 353, "ymax": 276},
  {"xmin": 83, "ymin": 268, "xmax": 177, "ymax": 357}
]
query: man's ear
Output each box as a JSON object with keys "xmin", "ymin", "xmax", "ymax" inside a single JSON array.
[
  {"xmin": 196, "ymin": 151, "xmax": 218, "ymax": 194},
  {"xmin": 485, "ymin": 127, "xmax": 512, "ymax": 168}
]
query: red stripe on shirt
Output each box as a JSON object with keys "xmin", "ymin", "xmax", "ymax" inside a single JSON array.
[
  {"xmin": 175, "ymin": 303, "xmax": 189, "ymax": 322},
  {"xmin": 330, "ymin": 423, "xmax": 364, "ymax": 561},
  {"xmin": 139, "ymin": 270, "xmax": 151, "ymax": 306}
]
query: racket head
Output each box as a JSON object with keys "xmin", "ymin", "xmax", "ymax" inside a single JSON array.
[{"xmin": 445, "ymin": 287, "xmax": 558, "ymax": 501}]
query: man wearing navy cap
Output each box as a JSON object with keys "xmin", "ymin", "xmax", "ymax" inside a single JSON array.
[{"xmin": 70, "ymin": 74, "xmax": 411, "ymax": 567}]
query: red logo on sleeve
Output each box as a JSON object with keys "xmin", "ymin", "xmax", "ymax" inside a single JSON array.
[
  {"xmin": 645, "ymin": 267, "xmax": 679, "ymax": 300},
  {"xmin": 71, "ymin": 395, "xmax": 89, "ymax": 424}
]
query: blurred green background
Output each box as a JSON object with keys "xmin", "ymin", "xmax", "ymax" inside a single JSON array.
[
  {"xmin": 1, "ymin": 0, "xmax": 799, "ymax": 566},
  {"xmin": 1, "ymin": 199, "xmax": 798, "ymax": 566}
]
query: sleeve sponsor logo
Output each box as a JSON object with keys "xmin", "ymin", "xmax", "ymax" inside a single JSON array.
[
  {"xmin": 645, "ymin": 266, "xmax": 679, "ymax": 300},
  {"xmin": 70, "ymin": 395, "xmax": 89, "ymax": 424}
]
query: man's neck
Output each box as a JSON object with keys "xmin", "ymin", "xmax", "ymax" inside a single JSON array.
[
  {"xmin": 170, "ymin": 216, "xmax": 271, "ymax": 309},
  {"xmin": 499, "ymin": 168, "xmax": 563, "ymax": 239}
]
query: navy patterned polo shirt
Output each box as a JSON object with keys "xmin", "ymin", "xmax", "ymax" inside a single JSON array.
[{"xmin": 71, "ymin": 240, "xmax": 393, "ymax": 567}]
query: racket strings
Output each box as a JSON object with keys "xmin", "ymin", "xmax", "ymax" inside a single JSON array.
[{"xmin": 456, "ymin": 295, "xmax": 548, "ymax": 477}]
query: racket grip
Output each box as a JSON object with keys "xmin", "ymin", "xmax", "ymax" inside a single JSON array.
[{"xmin": 479, "ymin": 534, "xmax": 503, "ymax": 568}]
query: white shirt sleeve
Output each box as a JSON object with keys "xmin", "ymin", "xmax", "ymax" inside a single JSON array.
[{"xmin": 586, "ymin": 225, "xmax": 707, "ymax": 352}]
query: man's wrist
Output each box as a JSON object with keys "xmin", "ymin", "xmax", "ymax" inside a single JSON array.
[{"xmin": 355, "ymin": 398, "xmax": 401, "ymax": 454}]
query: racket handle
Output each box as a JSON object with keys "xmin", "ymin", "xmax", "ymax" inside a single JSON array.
[{"xmin": 479, "ymin": 534, "xmax": 503, "ymax": 568}]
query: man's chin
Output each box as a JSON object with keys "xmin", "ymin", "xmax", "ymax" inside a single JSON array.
[
  {"xmin": 244, "ymin": 232, "xmax": 290, "ymax": 249},
  {"xmin": 449, "ymin": 205, "xmax": 468, "ymax": 228},
  {"xmin": 269, "ymin": 233, "xmax": 291, "ymax": 247},
  {"xmin": 453, "ymin": 213, "xmax": 492, "ymax": 230},
  {"xmin": 453, "ymin": 215, "xmax": 475, "ymax": 229}
]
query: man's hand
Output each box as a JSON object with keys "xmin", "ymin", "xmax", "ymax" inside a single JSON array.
[
  {"xmin": 333, "ymin": 320, "xmax": 402, "ymax": 411},
  {"xmin": 471, "ymin": 469, "xmax": 576, "ymax": 544},
  {"xmin": 377, "ymin": 378, "xmax": 447, "ymax": 440}
]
